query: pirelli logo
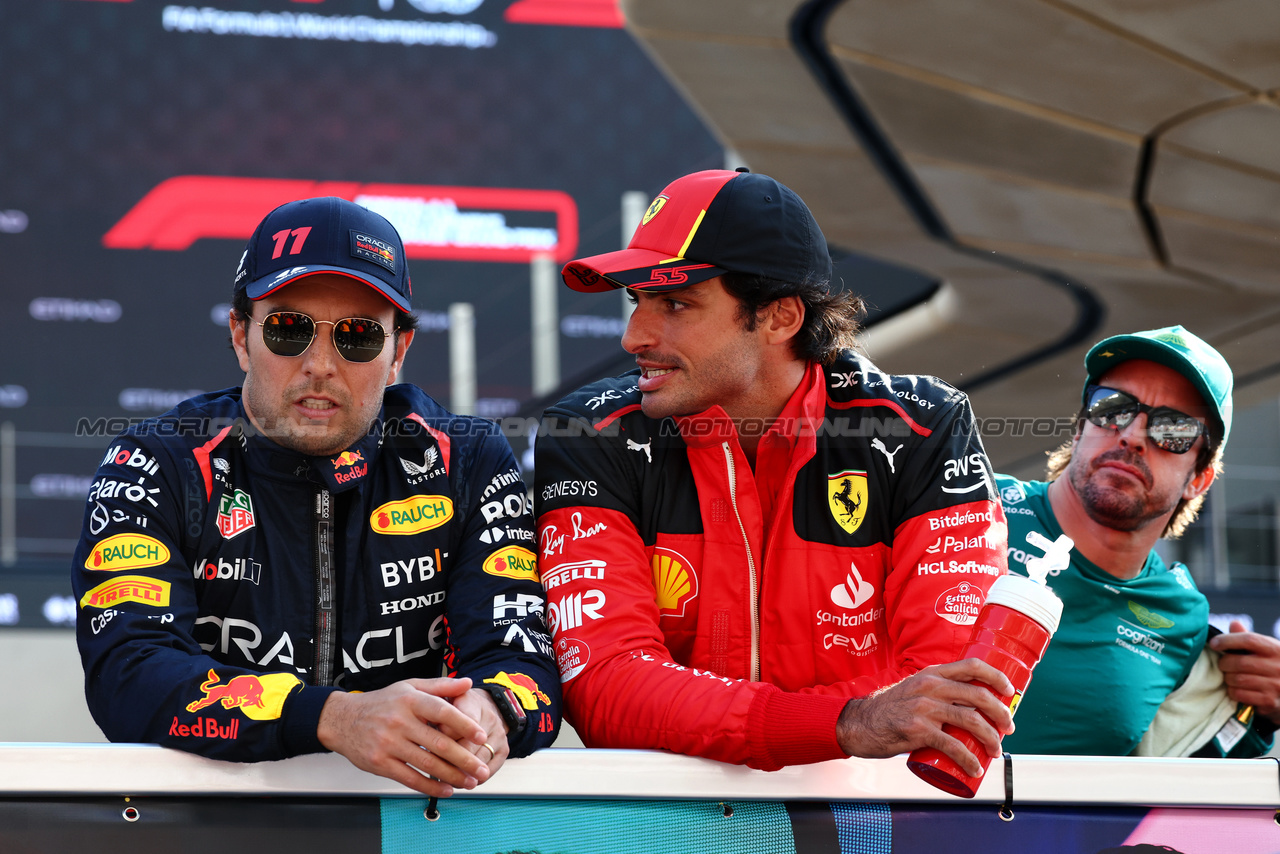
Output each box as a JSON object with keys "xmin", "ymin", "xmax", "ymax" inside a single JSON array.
[{"xmin": 80, "ymin": 575, "xmax": 172, "ymax": 609}]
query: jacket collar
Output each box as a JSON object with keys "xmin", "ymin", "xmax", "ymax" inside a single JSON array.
[{"xmin": 674, "ymin": 361, "xmax": 824, "ymax": 454}]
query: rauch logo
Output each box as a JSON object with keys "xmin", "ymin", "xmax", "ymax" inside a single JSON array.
[
  {"xmin": 85, "ymin": 533, "xmax": 169, "ymax": 572},
  {"xmin": 370, "ymin": 495, "xmax": 454, "ymax": 535},
  {"xmin": 483, "ymin": 546, "xmax": 539, "ymax": 582}
]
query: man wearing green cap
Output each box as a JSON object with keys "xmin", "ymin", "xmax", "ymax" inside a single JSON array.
[{"xmin": 997, "ymin": 325, "xmax": 1280, "ymax": 756}]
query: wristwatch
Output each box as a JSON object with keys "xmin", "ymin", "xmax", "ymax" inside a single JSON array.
[{"xmin": 476, "ymin": 682, "xmax": 528, "ymax": 735}]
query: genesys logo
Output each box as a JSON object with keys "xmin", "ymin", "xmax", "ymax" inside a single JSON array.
[
  {"xmin": 371, "ymin": 495, "xmax": 454, "ymax": 534},
  {"xmin": 104, "ymin": 176, "xmax": 579, "ymax": 264},
  {"xmin": 85, "ymin": 533, "xmax": 170, "ymax": 572},
  {"xmin": 80, "ymin": 575, "xmax": 171, "ymax": 610},
  {"xmin": 484, "ymin": 671, "xmax": 551, "ymax": 710},
  {"xmin": 483, "ymin": 546, "xmax": 538, "ymax": 582}
]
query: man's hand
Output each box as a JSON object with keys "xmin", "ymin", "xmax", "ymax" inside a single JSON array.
[
  {"xmin": 836, "ymin": 659, "xmax": 1015, "ymax": 777},
  {"xmin": 1210, "ymin": 620, "xmax": 1280, "ymax": 723},
  {"xmin": 448, "ymin": 688, "xmax": 512, "ymax": 776},
  {"xmin": 317, "ymin": 677, "xmax": 490, "ymax": 797}
]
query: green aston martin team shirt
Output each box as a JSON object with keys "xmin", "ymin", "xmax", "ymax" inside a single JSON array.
[{"xmin": 996, "ymin": 474, "xmax": 1209, "ymax": 756}]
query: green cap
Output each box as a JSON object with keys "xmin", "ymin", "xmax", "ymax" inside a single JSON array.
[{"xmin": 1083, "ymin": 325, "xmax": 1233, "ymax": 449}]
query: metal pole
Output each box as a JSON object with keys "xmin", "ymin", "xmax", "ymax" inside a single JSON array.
[
  {"xmin": 448, "ymin": 303, "xmax": 475, "ymax": 416},
  {"xmin": 531, "ymin": 254, "xmax": 559, "ymax": 396},
  {"xmin": 1, "ymin": 422, "xmax": 14, "ymax": 565},
  {"xmin": 620, "ymin": 191, "xmax": 647, "ymax": 323}
]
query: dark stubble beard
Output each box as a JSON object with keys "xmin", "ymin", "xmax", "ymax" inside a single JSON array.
[{"xmin": 1069, "ymin": 449, "xmax": 1183, "ymax": 533}]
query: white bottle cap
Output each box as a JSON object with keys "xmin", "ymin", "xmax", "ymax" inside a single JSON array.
[{"xmin": 984, "ymin": 573, "xmax": 1063, "ymax": 635}]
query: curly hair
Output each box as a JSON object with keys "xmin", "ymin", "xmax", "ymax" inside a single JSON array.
[
  {"xmin": 1045, "ymin": 408, "xmax": 1222, "ymax": 539},
  {"xmin": 719, "ymin": 270, "xmax": 863, "ymax": 365}
]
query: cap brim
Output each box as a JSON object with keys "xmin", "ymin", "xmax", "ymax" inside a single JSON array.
[
  {"xmin": 562, "ymin": 247, "xmax": 726, "ymax": 293},
  {"xmin": 245, "ymin": 267, "xmax": 411, "ymax": 312}
]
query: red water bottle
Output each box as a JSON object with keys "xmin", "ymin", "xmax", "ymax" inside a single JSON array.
[{"xmin": 906, "ymin": 569, "xmax": 1063, "ymax": 798}]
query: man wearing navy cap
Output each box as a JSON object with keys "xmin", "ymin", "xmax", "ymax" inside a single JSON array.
[
  {"xmin": 998, "ymin": 326, "xmax": 1280, "ymax": 756},
  {"xmin": 536, "ymin": 169, "xmax": 1015, "ymax": 772},
  {"xmin": 74, "ymin": 197, "xmax": 560, "ymax": 795}
]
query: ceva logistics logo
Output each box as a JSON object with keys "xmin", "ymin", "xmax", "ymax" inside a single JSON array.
[
  {"xmin": 85, "ymin": 533, "xmax": 170, "ymax": 571},
  {"xmin": 370, "ymin": 495, "xmax": 454, "ymax": 535}
]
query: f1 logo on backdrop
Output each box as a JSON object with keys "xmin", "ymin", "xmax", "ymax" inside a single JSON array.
[{"xmin": 102, "ymin": 176, "xmax": 579, "ymax": 264}]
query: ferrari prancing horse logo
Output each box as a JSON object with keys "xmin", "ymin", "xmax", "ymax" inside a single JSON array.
[
  {"xmin": 828, "ymin": 470, "xmax": 869, "ymax": 534},
  {"xmin": 641, "ymin": 194, "xmax": 668, "ymax": 225}
]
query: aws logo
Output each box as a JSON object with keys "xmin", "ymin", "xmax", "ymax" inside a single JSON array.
[
  {"xmin": 651, "ymin": 547, "xmax": 698, "ymax": 618},
  {"xmin": 85, "ymin": 533, "xmax": 169, "ymax": 572},
  {"xmin": 370, "ymin": 495, "xmax": 454, "ymax": 535},
  {"xmin": 641, "ymin": 194, "xmax": 668, "ymax": 226},
  {"xmin": 828, "ymin": 470, "xmax": 868, "ymax": 534},
  {"xmin": 484, "ymin": 546, "xmax": 539, "ymax": 582}
]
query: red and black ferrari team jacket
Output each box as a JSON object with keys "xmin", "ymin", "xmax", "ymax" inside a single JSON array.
[
  {"xmin": 73, "ymin": 385, "xmax": 560, "ymax": 762},
  {"xmin": 534, "ymin": 352, "xmax": 1007, "ymax": 770}
]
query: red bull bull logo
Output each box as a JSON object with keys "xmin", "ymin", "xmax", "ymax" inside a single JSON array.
[
  {"xmin": 85, "ymin": 533, "xmax": 169, "ymax": 572},
  {"xmin": 485, "ymin": 671, "xmax": 550, "ymax": 710},
  {"xmin": 183, "ymin": 668, "xmax": 301, "ymax": 721},
  {"xmin": 333, "ymin": 450, "xmax": 364, "ymax": 469},
  {"xmin": 483, "ymin": 546, "xmax": 538, "ymax": 582},
  {"xmin": 79, "ymin": 575, "xmax": 171, "ymax": 609},
  {"xmin": 370, "ymin": 495, "xmax": 454, "ymax": 535}
]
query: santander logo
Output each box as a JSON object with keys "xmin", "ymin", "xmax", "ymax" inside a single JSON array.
[{"xmin": 830, "ymin": 564, "xmax": 876, "ymax": 609}]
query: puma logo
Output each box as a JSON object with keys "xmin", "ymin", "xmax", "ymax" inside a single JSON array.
[
  {"xmin": 871, "ymin": 438, "xmax": 903, "ymax": 474},
  {"xmin": 625, "ymin": 438, "xmax": 652, "ymax": 463}
]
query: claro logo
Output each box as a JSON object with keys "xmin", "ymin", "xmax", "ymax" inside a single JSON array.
[{"xmin": 370, "ymin": 495, "xmax": 454, "ymax": 535}]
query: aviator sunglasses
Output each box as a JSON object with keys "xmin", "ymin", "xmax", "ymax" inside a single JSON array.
[
  {"xmin": 1083, "ymin": 385, "xmax": 1207, "ymax": 454},
  {"xmin": 257, "ymin": 311, "xmax": 388, "ymax": 363}
]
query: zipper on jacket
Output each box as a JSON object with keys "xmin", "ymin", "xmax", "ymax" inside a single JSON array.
[
  {"xmin": 314, "ymin": 488, "xmax": 336, "ymax": 686},
  {"xmin": 721, "ymin": 442, "xmax": 760, "ymax": 682}
]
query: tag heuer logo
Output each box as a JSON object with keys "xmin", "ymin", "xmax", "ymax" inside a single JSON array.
[{"xmin": 216, "ymin": 489, "xmax": 256, "ymax": 539}]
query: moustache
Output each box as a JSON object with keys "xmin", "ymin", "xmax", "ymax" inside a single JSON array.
[{"xmin": 1092, "ymin": 449, "xmax": 1152, "ymax": 485}]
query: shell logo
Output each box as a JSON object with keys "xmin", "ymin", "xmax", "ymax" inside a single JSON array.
[
  {"xmin": 483, "ymin": 546, "xmax": 539, "ymax": 582},
  {"xmin": 85, "ymin": 533, "xmax": 170, "ymax": 572},
  {"xmin": 651, "ymin": 547, "xmax": 698, "ymax": 618},
  {"xmin": 370, "ymin": 495, "xmax": 454, "ymax": 535}
]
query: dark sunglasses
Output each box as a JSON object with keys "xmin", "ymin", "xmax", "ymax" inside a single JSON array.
[
  {"xmin": 256, "ymin": 311, "xmax": 388, "ymax": 363},
  {"xmin": 1084, "ymin": 385, "xmax": 1206, "ymax": 454}
]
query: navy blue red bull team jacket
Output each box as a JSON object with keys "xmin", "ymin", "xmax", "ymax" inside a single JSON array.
[
  {"xmin": 73, "ymin": 385, "xmax": 560, "ymax": 761},
  {"xmin": 535, "ymin": 353, "xmax": 1007, "ymax": 770}
]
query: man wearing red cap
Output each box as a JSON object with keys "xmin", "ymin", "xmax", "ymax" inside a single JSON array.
[{"xmin": 536, "ymin": 169, "xmax": 1014, "ymax": 772}]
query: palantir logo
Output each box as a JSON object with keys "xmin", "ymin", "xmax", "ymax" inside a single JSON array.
[{"xmin": 830, "ymin": 563, "xmax": 875, "ymax": 609}]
